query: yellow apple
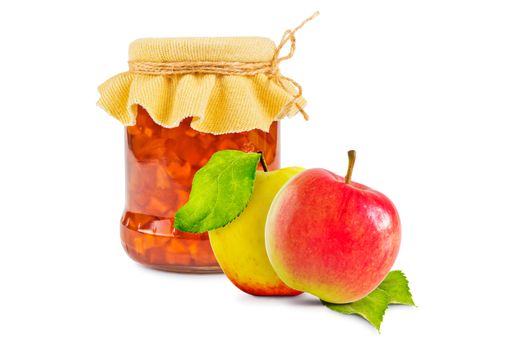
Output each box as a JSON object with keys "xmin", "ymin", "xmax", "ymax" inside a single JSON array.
[{"xmin": 209, "ymin": 167, "xmax": 304, "ymax": 296}]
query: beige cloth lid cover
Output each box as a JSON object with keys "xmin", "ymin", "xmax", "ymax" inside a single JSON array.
[{"xmin": 97, "ymin": 37, "xmax": 307, "ymax": 134}]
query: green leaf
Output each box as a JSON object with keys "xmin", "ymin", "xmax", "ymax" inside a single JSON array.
[
  {"xmin": 174, "ymin": 150, "xmax": 261, "ymax": 233},
  {"xmin": 378, "ymin": 270, "xmax": 415, "ymax": 306},
  {"xmin": 322, "ymin": 288, "xmax": 390, "ymax": 331},
  {"xmin": 322, "ymin": 270, "xmax": 415, "ymax": 331}
]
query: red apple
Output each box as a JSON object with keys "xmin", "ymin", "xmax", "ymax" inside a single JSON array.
[{"xmin": 265, "ymin": 151, "xmax": 401, "ymax": 303}]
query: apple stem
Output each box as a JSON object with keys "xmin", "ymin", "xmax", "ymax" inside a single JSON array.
[
  {"xmin": 345, "ymin": 150, "xmax": 356, "ymax": 184},
  {"xmin": 257, "ymin": 152, "xmax": 269, "ymax": 172}
]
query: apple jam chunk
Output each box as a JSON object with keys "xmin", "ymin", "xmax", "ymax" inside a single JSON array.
[{"xmin": 121, "ymin": 107, "xmax": 280, "ymax": 272}]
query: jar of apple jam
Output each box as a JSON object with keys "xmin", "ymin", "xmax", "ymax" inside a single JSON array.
[{"xmin": 98, "ymin": 37, "xmax": 307, "ymax": 272}]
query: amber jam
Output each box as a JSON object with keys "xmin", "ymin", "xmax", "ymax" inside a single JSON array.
[{"xmin": 121, "ymin": 107, "xmax": 280, "ymax": 272}]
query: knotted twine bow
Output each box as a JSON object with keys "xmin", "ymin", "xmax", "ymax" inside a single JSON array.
[{"xmin": 128, "ymin": 11, "xmax": 319, "ymax": 120}]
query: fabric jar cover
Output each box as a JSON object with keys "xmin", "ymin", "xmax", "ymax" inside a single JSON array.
[{"xmin": 97, "ymin": 37, "xmax": 307, "ymax": 134}]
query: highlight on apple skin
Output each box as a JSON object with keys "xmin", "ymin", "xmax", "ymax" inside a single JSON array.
[
  {"xmin": 265, "ymin": 153, "xmax": 401, "ymax": 304},
  {"xmin": 209, "ymin": 167, "xmax": 305, "ymax": 297}
]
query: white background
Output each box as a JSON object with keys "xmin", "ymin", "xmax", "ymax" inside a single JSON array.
[{"xmin": 1, "ymin": 0, "xmax": 523, "ymax": 348}]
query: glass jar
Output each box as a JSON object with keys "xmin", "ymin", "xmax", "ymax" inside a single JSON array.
[
  {"xmin": 121, "ymin": 107, "xmax": 280, "ymax": 272},
  {"xmin": 98, "ymin": 37, "xmax": 306, "ymax": 273}
]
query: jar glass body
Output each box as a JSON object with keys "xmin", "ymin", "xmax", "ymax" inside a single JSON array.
[{"xmin": 121, "ymin": 107, "xmax": 280, "ymax": 272}]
